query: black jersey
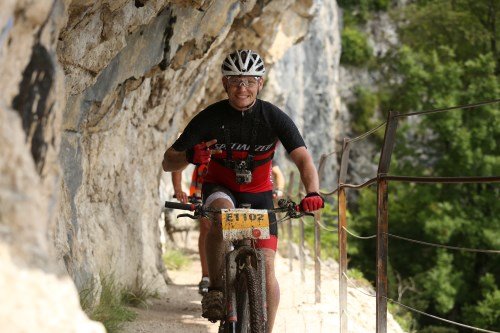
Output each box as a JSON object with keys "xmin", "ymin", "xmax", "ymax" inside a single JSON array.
[{"xmin": 172, "ymin": 99, "xmax": 305, "ymax": 192}]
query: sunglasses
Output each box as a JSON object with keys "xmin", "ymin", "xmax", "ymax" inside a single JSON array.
[{"xmin": 226, "ymin": 76, "xmax": 261, "ymax": 88}]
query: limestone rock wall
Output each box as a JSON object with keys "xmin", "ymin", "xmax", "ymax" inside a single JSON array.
[
  {"xmin": 262, "ymin": 0, "xmax": 342, "ymax": 189},
  {"xmin": 0, "ymin": 0, "xmax": 344, "ymax": 330}
]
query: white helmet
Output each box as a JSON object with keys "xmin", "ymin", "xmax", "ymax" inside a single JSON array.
[{"xmin": 221, "ymin": 50, "xmax": 266, "ymax": 77}]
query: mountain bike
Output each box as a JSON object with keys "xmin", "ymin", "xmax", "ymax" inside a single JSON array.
[{"xmin": 164, "ymin": 198, "xmax": 312, "ymax": 333}]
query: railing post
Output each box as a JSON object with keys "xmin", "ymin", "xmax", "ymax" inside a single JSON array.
[
  {"xmin": 313, "ymin": 154, "xmax": 327, "ymax": 304},
  {"xmin": 314, "ymin": 211, "xmax": 321, "ymax": 303},
  {"xmin": 286, "ymin": 171, "xmax": 295, "ymax": 272},
  {"xmin": 376, "ymin": 111, "xmax": 399, "ymax": 333},
  {"xmin": 299, "ymin": 217, "xmax": 306, "ymax": 283},
  {"xmin": 338, "ymin": 138, "xmax": 351, "ymax": 333}
]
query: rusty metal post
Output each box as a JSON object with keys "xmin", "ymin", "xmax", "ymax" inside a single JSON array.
[
  {"xmin": 312, "ymin": 154, "xmax": 328, "ymax": 304},
  {"xmin": 338, "ymin": 139, "xmax": 351, "ymax": 333},
  {"xmin": 376, "ymin": 111, "xmax": 399, "ymax": 333},
  {"xmin": 299, "ymin": 217, "xmax": 306, "ymax": 283},
  {"xmin": 314, "ymin": 211, "xmax": 321, "ymax": 303},
  {"xmin": 286, "ymin": 171, "xmax": 295, "ymax": 272},
  {"xmin": 376, "ymin": 179, "xmax": 389, "ymax": 333}
]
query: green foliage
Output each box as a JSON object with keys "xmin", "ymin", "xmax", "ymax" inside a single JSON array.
[
  {"xmin": 80, "ymin": 275, "xmax": 137, "ymax": 333},
  {"xmin": 163, "ymin": 249, "xmax": 191, "ymax": 270},
  {"xmin": 121, "ymin": 284, "xmax": 160, "ymax": 308},
  {"xmin": 348, "ymin": 86, "xmax": 387, "ymax": 139},
  {"xmin": 341, "ymin": 27, "xmax": 373, "ymax": 66},
  {"xmin": 419, "ymin": 327, "xmax": 458, "ymax": 333},
  {"xmin": 343, "ymin": 0, "xmax": 500, "ymax": 331},
  {"xmin": 338, "ymin": 0, "xmax": 391, "ymax": 23},
  {"xmin": 463, "ymin": 274, "xmax": 500, "ymax": 329},
  {"xmin": 388, "ymin": 303, "xmax": 417, "ymax": 332},
  {"xmin": 397, "ymin": 1, "xmax": 497, "ymax": 62}
]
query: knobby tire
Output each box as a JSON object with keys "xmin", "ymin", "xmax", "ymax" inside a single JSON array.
[{"xmin": 237, "ymin": 265, "xmax": 265, "ymax": 333}]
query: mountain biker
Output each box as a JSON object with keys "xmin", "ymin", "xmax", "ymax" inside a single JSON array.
[
  {"xmin": 171, "ymin": 164, "xmax": 210, "ymax": 295},
  {"xmin": 171, "ymin": 163, "xmax": 285, "ymax": 295},
  {"xmin": 162, "ymin": 49, "xmax": 324, "ymax": 333}
]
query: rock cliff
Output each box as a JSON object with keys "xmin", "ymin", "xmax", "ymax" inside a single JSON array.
[{"xmin": 0, "ymin": 0, "xmax": 345, "ymax": 330}]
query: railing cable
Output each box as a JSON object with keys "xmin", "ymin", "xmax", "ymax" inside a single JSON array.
[
  {"xmin": 394, "ymin": 98, "xmax": 500, "ymax": 119},
  {"xmin": 385, "ymin": 297, "xmax": 500, "ymax": 333},
  {"xmin": 385, "ymin": 232, "xmax": 500, "ymax": 254},
  {"xmin": 346, "ymin": 121, "xmax": 387, "ymax": 143},
  {"xmin": 343, "ymin": 226, "xmax": 377, "ymax": 240},
  {"xmin": 342, "ymin": 272, "xmax": 376, "ymax": 297}
]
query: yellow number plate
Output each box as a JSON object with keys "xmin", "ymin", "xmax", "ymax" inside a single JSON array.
[{"xmin": 221, "ymin": 209, "xmax": 270, "ymax": 241}]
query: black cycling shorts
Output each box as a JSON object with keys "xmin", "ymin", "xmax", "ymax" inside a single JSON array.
[{"xmin": 201, "ymin": 182, "xmax": 278, "ymax": 237}]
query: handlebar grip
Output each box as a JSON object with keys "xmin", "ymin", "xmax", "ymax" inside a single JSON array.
[{"xmin": 164, "ymin": 201, "xmax": 196, "ymax": 211}]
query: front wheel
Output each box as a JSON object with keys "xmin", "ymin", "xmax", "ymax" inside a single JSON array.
[{"xmin": 236, "ymin": 265, "xmax": 265, "ymax": 333}]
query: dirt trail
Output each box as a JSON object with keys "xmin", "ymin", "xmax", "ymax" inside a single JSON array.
[{"xmin": 122, "ymin": 230, "xmax": 404, "ymax": 333}]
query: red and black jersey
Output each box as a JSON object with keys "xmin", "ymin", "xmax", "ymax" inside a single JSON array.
[{"xmin": 172, "ymin": 99, "xmax": 305, "ymax": 193}]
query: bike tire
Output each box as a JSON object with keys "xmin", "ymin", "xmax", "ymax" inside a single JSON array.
[
  {"xmin": 235, "ymin": 269, "xmax": 250, "ymax": 333},
  {"xmin": 236, "ymin": 265, "xmax": 265, "ymax": 333}
]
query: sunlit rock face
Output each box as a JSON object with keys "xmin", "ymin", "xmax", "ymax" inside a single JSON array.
[
  {"xmin": 262, "ymin": 0, "xmax": 342, "ymax": 189},
  {"xmin": 0, "ymin": 0, "xmax": 344, "ymax": 330}
]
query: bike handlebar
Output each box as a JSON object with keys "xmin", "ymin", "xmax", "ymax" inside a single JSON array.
[
  {"xmin": 172, "ymin": 194, "xmax": 202, "ymax": 204},
  {"xmin": 164, "ymin": 199, "xmax": 313, "ymax": 219},
  {"xmin": 164, "ymin": 201, "xmax": 198, "ymax": 211}
]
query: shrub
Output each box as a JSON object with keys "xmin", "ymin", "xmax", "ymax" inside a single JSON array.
[{"xmin": 341, "ymin": 27, "xmax": 373, "ymax": 66}]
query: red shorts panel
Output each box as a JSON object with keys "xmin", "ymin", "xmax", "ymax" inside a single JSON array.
[{"xmin": 255, "ymin": 235, "xmax": 278, "ymax": 251}]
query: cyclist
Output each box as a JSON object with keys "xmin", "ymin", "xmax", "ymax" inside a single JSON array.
[
  {"xmin": 172, "ymin": 163, "xmax": 285, "ymax": 295},
  {"xmin": 271, "ymin": 164, "xmax": 285, "ymax": 200},
  {"xmin": 162, "ymin": 49, "xmax": 324, "ymax": 333},
  {"xmin": 171, "ymin": 164, "xmax": 210, "ymax": 295}
]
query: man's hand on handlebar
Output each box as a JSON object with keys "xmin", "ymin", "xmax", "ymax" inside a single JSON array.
[
  {"xmin": 174, "ymin": 189, "xmax": 188, "ymax": 204},
  {"xmin": 299, "ymin": 192, "xmax": 325, "ymax": 212}
]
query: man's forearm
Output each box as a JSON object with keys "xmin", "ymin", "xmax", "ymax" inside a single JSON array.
[
  {"xmin": 162, "ymin": 148, "xmax": 189, "ymax": 172},
  {"xmin": 299, "ymin": 162, "xmax": 319, "ymax": 193},
  {"xmin": 290, "ymin": 147, "xmax": 320, "ymax": 194},
  {"xmin": 171, "ymin": 171, "xmax": 183, "ymax": 190}
]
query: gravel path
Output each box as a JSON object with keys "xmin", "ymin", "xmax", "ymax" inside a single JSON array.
[{"xmin": 122, "ymin": 232, "xmax": 405, "ymax": 333}]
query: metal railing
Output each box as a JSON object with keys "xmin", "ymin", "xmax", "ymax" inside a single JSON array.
[{"xmin": 281, "ymin": 98, "xmax": 500, "ymax": 333}]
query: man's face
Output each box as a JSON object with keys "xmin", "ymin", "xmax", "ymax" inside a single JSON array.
[{"xmin": 223, "ymin": 76, "xmax": 264, "ymax": 110}]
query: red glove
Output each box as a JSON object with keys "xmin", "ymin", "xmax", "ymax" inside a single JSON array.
[
  {"xmin": 300, "ymin": 192, "xmax": 325, "ymax": 212},
  {"xmin": 186, "ymin": 142, "xmax": 211, "ymax": 165}
]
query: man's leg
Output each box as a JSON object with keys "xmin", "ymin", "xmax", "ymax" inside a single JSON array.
[
  {"xmin": 205, "ymin": 197, "xmax": 234, "ymax": 289},
  {"xmin": 262, "ymin": 248, "xmax": 279, "ymax": 333},
  {"xmin": 199, "ymin": 217, "xmax": 211, "ymax": 275},
  {"xmin": 198, "ymin": 216, "xmax": 211, "ymax": 293}
]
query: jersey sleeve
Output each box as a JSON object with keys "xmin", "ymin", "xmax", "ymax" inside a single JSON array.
[
  {"xmin": 266, "ymin": 103, "xmax": 306, "ymax": 153},
  {"xmin": 171, "ymin": 111, "xmax": 206, "ymax": 151}
]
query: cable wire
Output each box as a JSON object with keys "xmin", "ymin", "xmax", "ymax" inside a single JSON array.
[
  {"xmin": 385, "ymin": 297, "xmax": 500, "ymax": 333},
  {"xmin": 346, "ymin": 121, "xmax": 387, "ymax": 143},
  {"xmin": 394, "ymin": 98, "xmax": 500, "ymax": 119},
  {"xmin": 386, "ymin": 232, "xmax": 500, "ymax": 254},
  {"xmin": 343, "ymin": 226, "xmax": 377, "ymax": 240},
  {"xmin": 342, "ymin": 272, "xmax": 376, "ymax": 297},
  {"xmin": 316, "ymin": 219, "xmax": 339, "ymax": 232}
]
